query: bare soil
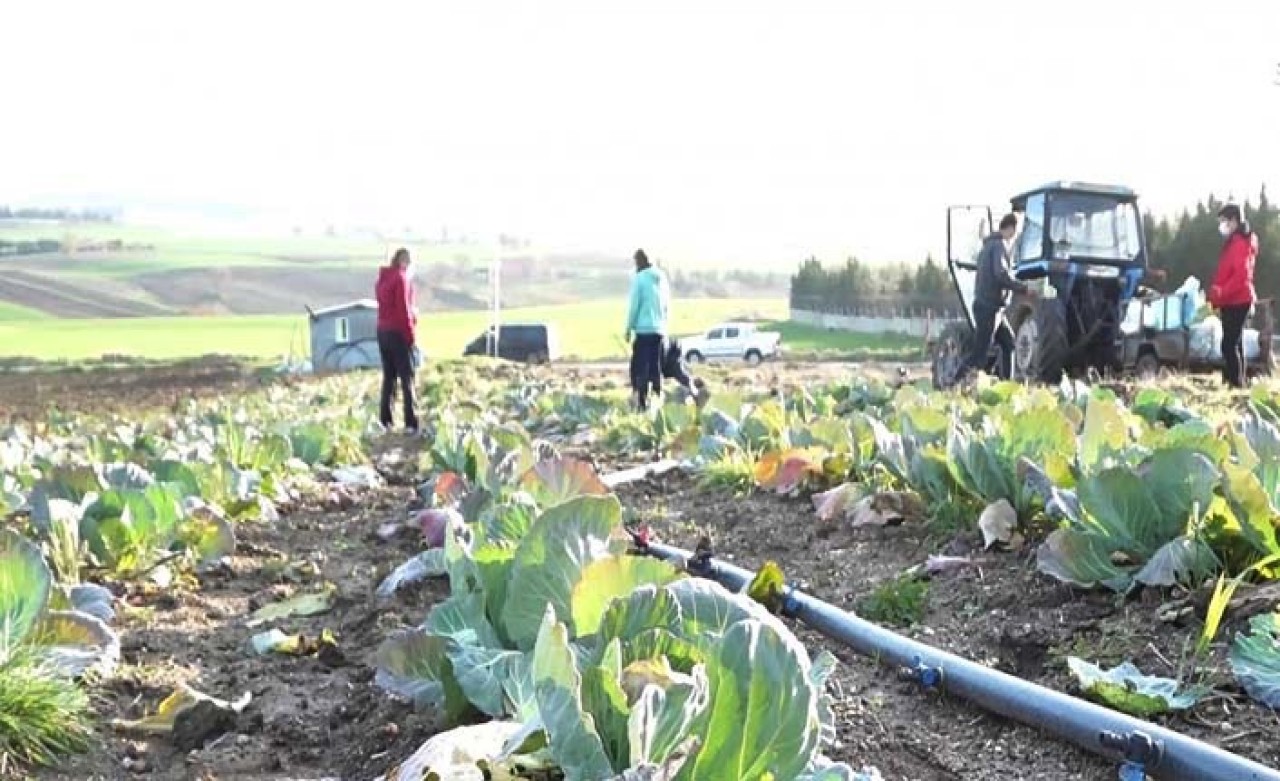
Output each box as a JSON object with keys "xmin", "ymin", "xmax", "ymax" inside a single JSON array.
[
  {"xmin": 617, "ymin": 472, "xmax": 1280, "ymax": 781},
  {"xmin": 34, "ymin": 436, "xmax": 446, "ymax": 781},
  {"xmin": 0, "ymin": 358, "xmax": 278, "ymax": 423}
]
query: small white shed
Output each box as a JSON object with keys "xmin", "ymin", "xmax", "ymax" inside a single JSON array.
[{"xmin": 307, "ymin": 299, "xmax": 381, "ymax": 372}]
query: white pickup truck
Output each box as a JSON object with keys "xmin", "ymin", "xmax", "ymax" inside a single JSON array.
[{"xmin": 679, "ymin": 322, "xmax": 782, "ymax": 365}]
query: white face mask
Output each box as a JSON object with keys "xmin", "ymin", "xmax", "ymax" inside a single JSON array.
[{"xmin": 1219, "ymin": 222, "xmax": 1233, "ymax": 238}]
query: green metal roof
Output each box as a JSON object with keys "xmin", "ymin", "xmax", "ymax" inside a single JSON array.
[{"xmin": 1011, "ymin": 181, "xmax": 1138, "ymax": 209}]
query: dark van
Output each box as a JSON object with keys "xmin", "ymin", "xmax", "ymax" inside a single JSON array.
[{"xmin": 462, "ymin": 323, "xmax": 560, "ymax": 364}]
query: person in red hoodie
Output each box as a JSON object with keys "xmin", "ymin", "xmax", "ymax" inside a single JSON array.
[
  {"xmin": 375, "ymin": 248, "xmax": 420, "ymax": 432},
  {"xmin": 1208, "ymin": 204, "xmax": 1259, "ymax": 389}
]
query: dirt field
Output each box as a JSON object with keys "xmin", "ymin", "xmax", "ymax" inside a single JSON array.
[
  {"xmin": 618, "ymin": 473, "xmax": 1280, "ymax": 780},
  {"xmin": 40, "ymin": 435, "xmax": 445, "ymax": 781},
  {"xmin": 0, "ymin": 358, "xmax": 277, "ymax": 422},
  {"xmin": 12, "ymin": 359, "xmax": 1276, "ymax": 781}
]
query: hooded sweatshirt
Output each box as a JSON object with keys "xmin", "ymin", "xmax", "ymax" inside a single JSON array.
[
  {"xmin": 626, "ymin": 265, "xmax": 670, "ymax": 336},
  {"xmin": 973, "ymin": 233, "xmax": 1028, "ymax": 309},
  {"xmin": 375, "ymin": 265, "xmax": 416, "ymax": 343},
  {"xmin": 1210, "ymin": 226, "xmax": 1258, "ymax": 308}
]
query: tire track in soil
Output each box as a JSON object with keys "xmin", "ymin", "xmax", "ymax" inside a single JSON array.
[
  {"xmin": 35, "ymin": 438, "xmax": 449, "ymax": 781},
  {"xmin": 618, "ymin": 473, "xmax": 1280, "ymax": 781}
]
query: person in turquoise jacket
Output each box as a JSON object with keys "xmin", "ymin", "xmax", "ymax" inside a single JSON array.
[{"xmin": 625, "ymin": 248, "xmax": 670, "ymax": 410}]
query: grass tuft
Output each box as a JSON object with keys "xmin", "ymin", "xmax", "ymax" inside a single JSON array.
[
  {"xmin": 859, "ymin": 573, "xmax": 929, "ymax": 627},
  {"xmin": 0, "ymin": 651, "xmax": 95, "ymax": 771},
  {"xmin": 698, "ymin": 449, "xmax": 758, "ymax": 494}
]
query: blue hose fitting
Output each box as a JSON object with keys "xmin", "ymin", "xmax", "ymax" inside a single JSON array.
[
  {"xmin": 1100, "ymin": 730, "xmax": 1162, "ymax": 780},
  {"xmin": 908, "ymin": 655, "xmax": 943, "ymax": 690},
  {"xmin": 781, "ymin": 585, "xmax": 801, "ymax": 616},
  {"xmin": 1118, "ymin": 761, "xmax": 1147, "ymax": 781}
]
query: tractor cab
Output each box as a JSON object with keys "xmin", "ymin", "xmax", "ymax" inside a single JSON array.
[
  {"xmin": 1008, "ymin": 181, "xmax": 1147, "ymax": 283},
  {"xmin": 937, "ymin": 182, "xmax": 1151, "ymax": 387}
]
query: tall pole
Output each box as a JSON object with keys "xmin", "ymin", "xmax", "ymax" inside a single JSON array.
[{"xmin": 490, "ymin": 253, "xmax": 502, "ymax": 358}]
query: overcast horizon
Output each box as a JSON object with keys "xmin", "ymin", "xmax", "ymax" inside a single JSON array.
[{"xmin": 4, "ymin": 1, "xmax": 1278, "ymax": 266}]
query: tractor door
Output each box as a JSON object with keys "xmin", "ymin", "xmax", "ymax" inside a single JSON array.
[{"xmin": 946, "ymin": 205, "xmax": 994, "ymax": 330}]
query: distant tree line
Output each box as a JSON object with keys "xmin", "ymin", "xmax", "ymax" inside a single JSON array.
[
  {"xmin": 1145, "ymin": 187, "xmax": 1279, "ymax": 303},
  {"xmin": 789, "ymin": 255, "xmax": 957, "ymax": 315},
  {"xmin": 0, "ymin": 206, "xmax": 116, "ymax": 222}
]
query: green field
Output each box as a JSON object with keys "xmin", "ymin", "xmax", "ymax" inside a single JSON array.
[
  {"xmin": 0, "ymin": 301, "xmax": 48, "ymax": 321},
  {"xmin": 0, "ymin": 298, "xmax": 921, "ymax": 363}
]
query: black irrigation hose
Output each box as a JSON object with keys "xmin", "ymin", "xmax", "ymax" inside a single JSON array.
[{"xmin": 630, "ymin": 534, "xmax": 1280, "ymax": 781}]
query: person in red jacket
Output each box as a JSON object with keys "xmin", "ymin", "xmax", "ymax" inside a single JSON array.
[
  {"xmin": 1208, "ymin": 204, "xmax": 1258, "ymax": 389},
  {"xmin": 375, "ymin": 248, "xmax": 420, "ymax": 432}
]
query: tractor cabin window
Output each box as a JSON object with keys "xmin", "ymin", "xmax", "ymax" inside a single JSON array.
[
  {"xmin": 1017, "ymin": 194, "xmax": 1046, "ymax": 262},
  {"xmin": 1048, "ymin": 194, "xmax": 1142, "ymax": 262},
  {"xmin": 334, "ymin": 316, "xmax": 350, "ymax": 344}
]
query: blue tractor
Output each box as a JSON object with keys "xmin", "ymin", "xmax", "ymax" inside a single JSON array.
[{"xmin": 932, "ymin": 181, "xmax": 1153, "ymax": 387}]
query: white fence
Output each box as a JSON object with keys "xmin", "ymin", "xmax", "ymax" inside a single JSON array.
[{"xmin": 790, "ymin": 307, "xmax": 960, "ymax": 339}]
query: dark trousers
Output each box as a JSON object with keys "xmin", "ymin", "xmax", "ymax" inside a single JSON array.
[
  {"xmin": 630, "ymin": 333, "xmax": 664, "ymax": 409},
  {"xmin": 964, "ymin": 304, "xmax": 1013, "ymax": 377},
  {"xmin": 377, "ymin": 329, "xmax": 419, "ymax": 430},
  {"xmin": 1220, "ymin": 304, "xmax": 1250, "ymax": 389}
]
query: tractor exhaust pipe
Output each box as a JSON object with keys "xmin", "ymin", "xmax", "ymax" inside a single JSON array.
[{"xmin": 635, "ymin": 537, "xmax": 1280, "ymax": 781}]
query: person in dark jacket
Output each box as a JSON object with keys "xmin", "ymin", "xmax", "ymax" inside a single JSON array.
[
  {"xmin": 375, "ymin": 248, "xmax": 420, "ymax": 432},
  {"xmin": 661, "ymin": 338, "xmax": 710, "ymax": 407},
  {"xmin": 1209, "ymin": 204, "xmax": 1258, "ymax": 389},
  {"xmin": 963, "ymin": 213, "xmax": 1035, "ymax": 379}
]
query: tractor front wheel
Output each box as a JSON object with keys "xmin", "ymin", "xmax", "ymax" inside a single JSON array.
[{"xmin": 1014, "ymin": 298, "xmax": 1069, "ymax": 384}]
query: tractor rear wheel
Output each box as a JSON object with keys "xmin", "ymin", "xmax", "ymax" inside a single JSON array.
[
  {"xmin": 931, "ymin": 321, "xmax": 972, "ymax": 389},
  {"xmin": 1014, "ymin": 298, "xmax": 1069, "ymax": 384}
]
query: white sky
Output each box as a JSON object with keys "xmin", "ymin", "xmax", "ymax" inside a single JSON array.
[{"xmin": 3, "ymin": 1, "xmax": 1278, "ymax": 265}]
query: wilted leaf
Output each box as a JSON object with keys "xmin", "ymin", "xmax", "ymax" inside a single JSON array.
[
  {"xmin": 978, "ymin": 500, "xmax": 1017, "ymax": 549},
  {"xmin": 249, "ymin": 627, "xmax": 338, "ymax": 657},
  {"xmin": 848, "ymin": 492, "xmax": 924, "ymax": 528},
  {"xmin": 812, "ymin": 484, "xmax": 859, "ymax": 522},
  {"xmin": 376, "ymin": 550, "xmax": 448, "ymax": 600},
  {"xmin": 754, "ymin": 449, "xmax": 824, "ymax": 494},
  {"xmin": 245, "ymin": 584, "xmax": 336, "ymax": 627},
  {"xmin": 1067, "ymin": 657, "xmax": 1202, "ymax": 716},
  {"xmin": 745, "ymin": 561, "xmax": 787, "ymax": 614},
  {"xmin": 111, "ymin": 684, "xmax": 251, "ymax": 735},
  {"xmin": 431, "ymin": 471, "xmax": 469, "ymax": 506},
  {"xmin": 375, "ymin": 721, "xmax": 529, "ymax": 781}
]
